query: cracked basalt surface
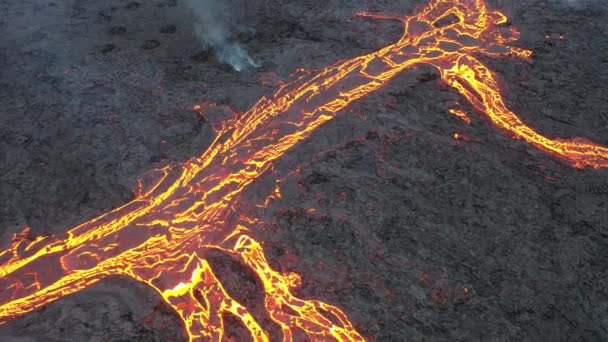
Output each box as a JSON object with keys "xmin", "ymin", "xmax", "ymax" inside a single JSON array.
[{"xmin": 1, "ymin": 0, "xmax": 607, "ymax": 340}]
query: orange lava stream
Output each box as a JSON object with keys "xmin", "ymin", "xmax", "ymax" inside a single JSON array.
[{"xmin": 1, "ymin": 0, "xmax": 607, "ymax": 341}]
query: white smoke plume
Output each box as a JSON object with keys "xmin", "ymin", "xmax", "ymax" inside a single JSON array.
[{"xmin": 185, "ymin": 0, "xmax": 259, "ymax": 72}]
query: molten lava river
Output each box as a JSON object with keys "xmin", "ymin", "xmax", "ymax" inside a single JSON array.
[{"xmin": 1, "ymin": 0, "xmax": 607, "ymax": 341}]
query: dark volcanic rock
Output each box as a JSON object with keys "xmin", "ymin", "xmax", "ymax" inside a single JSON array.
[
  {"xmin": 157, "ymin": 0, "xmax": 177, "ymax": 8},
  {"xmin": 99, "ymin": 43, "xmax": 116, "ymax": 53},
  {"xmin": 109, "ymin": 26, "xmax": 126, "ymax": 35},
  {"xmin": 141, "ymin": 39, "xmax": 160, "ymax": 50},
  {"xmin": 125, "ymin": 1, "xmax": 140, "ymax": 10},
  {"xmin": 191, "ymin": 50, "xmax": 210, "ymax": 63},
  {"xmin": 1, "ymin": 0, "xmax": 608, "ymax": 341},
  {"xmin": 159, "ymin": 24, "xmax": 176, "ymax": 34}
]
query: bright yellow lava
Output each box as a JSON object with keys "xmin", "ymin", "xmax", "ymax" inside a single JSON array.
[{"xmin": 1, "ymin": 0, "xmax": 607, "ymax": 341}]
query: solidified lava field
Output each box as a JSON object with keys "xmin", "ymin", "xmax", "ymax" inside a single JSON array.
[{"xmin": 1, "ymin": 0, "xmax": 608, "ymax": 341}]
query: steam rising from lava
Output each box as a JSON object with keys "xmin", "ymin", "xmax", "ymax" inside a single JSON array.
[
  {"xmin": 186, "ymin": 0, "xmax": 258, "ymax": 71},
  {"xmin": 1, "ymin": 0, "xmax": 608, "ymax": 341}
]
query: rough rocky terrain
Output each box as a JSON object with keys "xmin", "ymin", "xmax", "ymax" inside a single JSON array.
[{"xmin": 1, "ymin": 0, "xmax": 608, "ymax": 341}]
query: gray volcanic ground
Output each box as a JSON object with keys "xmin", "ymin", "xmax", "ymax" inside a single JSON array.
[{"xmin": 1, "ymin": 0, "xmax": 608, "ymax": 341}]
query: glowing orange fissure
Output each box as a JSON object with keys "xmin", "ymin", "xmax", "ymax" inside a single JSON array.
[{"xmin": 2, "ymin": 0, "xmax": 607, "ymax": 341}]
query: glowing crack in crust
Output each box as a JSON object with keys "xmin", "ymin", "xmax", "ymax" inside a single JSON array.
[{"xmin": 1, "ymin": 0, "xmax": 607, "ymax": 341}]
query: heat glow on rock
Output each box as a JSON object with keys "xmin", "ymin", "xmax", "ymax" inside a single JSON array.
[{"xmin": 1, "ymin": 0, "xmax": 607, "ymax": 341}]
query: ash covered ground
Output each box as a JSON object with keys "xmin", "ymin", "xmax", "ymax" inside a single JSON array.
[{"xmin": 1, "ymin": 0, "xmax": 608, "ymax": 341}]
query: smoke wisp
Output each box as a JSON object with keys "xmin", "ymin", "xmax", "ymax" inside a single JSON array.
[{"xmin": 186, "ymin": 0, "xmax": 258, "ymax": 72}]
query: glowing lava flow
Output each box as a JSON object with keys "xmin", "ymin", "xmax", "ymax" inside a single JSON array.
[{"xmin": 2, "ymin": 0, "xmax": 608, "ymax": 341}]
